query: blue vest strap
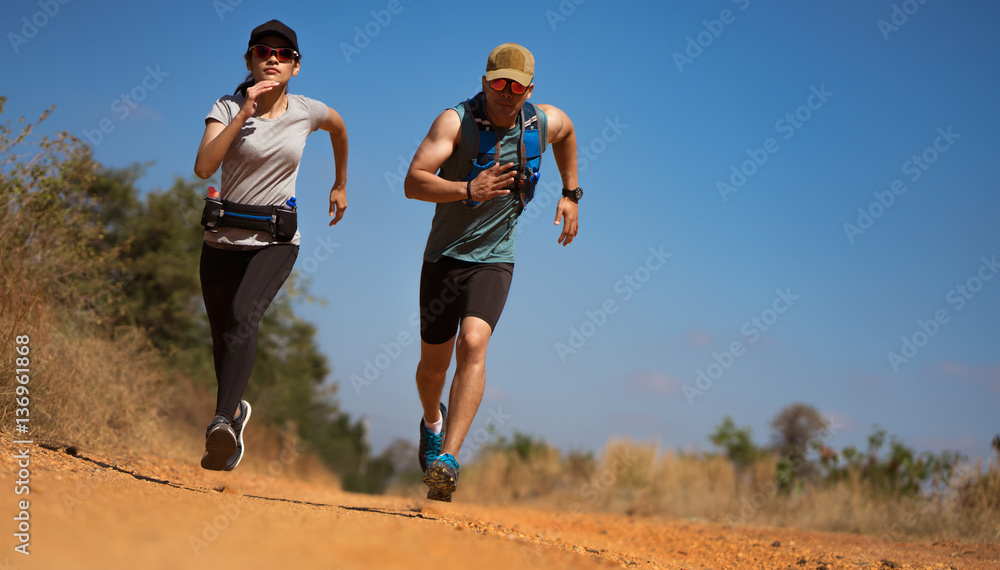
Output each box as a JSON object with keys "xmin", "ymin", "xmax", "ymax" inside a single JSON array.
[{"xmin": 458, "ymin": 92, "xmax": 543, "ymax": 208}]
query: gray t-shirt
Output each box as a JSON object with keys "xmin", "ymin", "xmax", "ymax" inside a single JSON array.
[{"xmin": 203, "ymin": 93, "xmax": 328, "ymax": 248}]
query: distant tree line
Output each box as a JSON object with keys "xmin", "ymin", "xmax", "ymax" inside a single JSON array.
[{"xmin": 710, "ymin": 402, "xmax": 965, "ymax": 496}]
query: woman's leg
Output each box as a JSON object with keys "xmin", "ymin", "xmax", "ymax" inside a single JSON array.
[{"xmin": 200, "ymin": 243, "xmax": 298, "ymax": 421}]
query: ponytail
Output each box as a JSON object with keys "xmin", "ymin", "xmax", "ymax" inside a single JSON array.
[{"xmin": 234, "ymin": 72, "xmax": 254, "ymax": 98}]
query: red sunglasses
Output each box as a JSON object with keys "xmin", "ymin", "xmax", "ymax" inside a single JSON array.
[
  {"xmin": 248, "ymin": 45, "xmax": 299, "ymax": 63},
  {"xmin": 488, "ymin": 78, "xmax": 528, "ymax": 95}
]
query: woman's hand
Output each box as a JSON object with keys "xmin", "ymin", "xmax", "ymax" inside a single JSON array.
[
  {"xmin": 237, "ymin": 80, "xmax": 279, "ymax": 120},
  {"xmin": 329, "ymin": 181, "xmax": 347, "ymax": 226}
]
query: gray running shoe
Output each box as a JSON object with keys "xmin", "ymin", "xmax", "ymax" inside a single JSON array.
[
  {"xmin": 225, "ymin": 400, "xmax": 252, "ymax": 471},
  {"xmin": 201, "ymin": 416, "xmax": 236, "ymax": 471}
]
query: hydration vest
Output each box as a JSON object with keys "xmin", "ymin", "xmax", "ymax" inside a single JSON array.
[{"xmin": 458, "ymin": 93, "xmax": 542, "ymax": 208}]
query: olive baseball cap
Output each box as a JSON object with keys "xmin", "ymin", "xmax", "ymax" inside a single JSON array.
[
  {"xmin": 248, "ymin": 19, "xmax": 299, "ymax": 54},
  {"xmin": 485, "ymin": 43, "xmax": 534, "ymax": 86}
]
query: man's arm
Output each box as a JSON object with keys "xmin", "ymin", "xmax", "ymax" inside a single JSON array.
[
  {"xmin": 536, "ymin": 104, "xmax": 579, "ymax": 246},
  {"xmin": 404, "ymin": 110, "xmax": 516, "ymax": 203}
]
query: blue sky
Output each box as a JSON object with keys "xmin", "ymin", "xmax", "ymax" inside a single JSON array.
[{"xmin": 7, "ymin": 0, "xmax": 999, "ymax": 463}]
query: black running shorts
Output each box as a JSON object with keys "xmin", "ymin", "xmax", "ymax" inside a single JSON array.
[{"xmin": 419, "ymin": 256, "xmax": 514, "ymax": 345}]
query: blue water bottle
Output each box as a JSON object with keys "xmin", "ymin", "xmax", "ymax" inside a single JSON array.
[{"xmin": 275, "ymin": 196, "xmax": 297, "ymax": 242}]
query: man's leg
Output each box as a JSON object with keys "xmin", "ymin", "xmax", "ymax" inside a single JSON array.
[
  {"xmin": 415, "ymin": 336, "xmax": 455, "ymax": 424},
  {"xmin": 420, "ymin": 259, "xmax": 510, "ymax": 500},
  {"xmin": 440, "ymin": 316, "xmax": 493, "ymax": 458}
]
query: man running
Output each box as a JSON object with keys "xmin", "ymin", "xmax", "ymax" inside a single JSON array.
[{"xmin": 404, "ymin": 43, "xmax": 583, "ymax": 501}]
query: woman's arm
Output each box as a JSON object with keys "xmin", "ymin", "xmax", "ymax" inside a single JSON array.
[
  {"xmin": 193, "ymin": 81, "xmax": 279, "ymax": 179},
  {"xmin": 319, "ymin": 106, "xmax": 349, "ymax": 225}
]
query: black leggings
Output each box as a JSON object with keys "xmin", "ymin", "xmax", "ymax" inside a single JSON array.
[{"xmin": 200, "ymin": 243, "xmax": 298, "ymax": 421}]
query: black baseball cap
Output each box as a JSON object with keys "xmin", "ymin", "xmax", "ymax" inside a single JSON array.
[{"xmin": 248, "ymin": 20, "xmax": 299, "ymax": 54}]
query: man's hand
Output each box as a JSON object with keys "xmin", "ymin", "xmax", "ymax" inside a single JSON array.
[
  {"xmin": 536, "ymin": 104, "xmax": 580, "ymax": 246},
  {"xmin": 555, "ymin": 196, "xmax": 579, "ymax": 246},
  {"xmin": 469, "ymin": 162, "xmax": 516, "ymax": 202}
]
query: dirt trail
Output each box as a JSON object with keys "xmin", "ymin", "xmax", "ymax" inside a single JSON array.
[{"xmin": 1, "ymin": 437, "xmax": 996, "ymax": 569}]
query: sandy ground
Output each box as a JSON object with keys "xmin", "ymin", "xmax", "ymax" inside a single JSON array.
[{"xmin": 1, "ymin": 435, "xmax": 997, "ymax": 569}]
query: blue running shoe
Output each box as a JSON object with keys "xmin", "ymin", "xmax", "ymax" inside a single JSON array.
[
  {"xmin": 225, "ymin": 400, "xmax": 252, "ymax": 471},
  {"xmin": 418, "ymin": 403, "xmax": 447, "ymax": 473},
  {"xmin": 200, "ymin": 416, "xmax": 236, "ymax": 471},
  {"xmin": 424, "ymin": 453, "xmax": 460, "ymax": 502}
]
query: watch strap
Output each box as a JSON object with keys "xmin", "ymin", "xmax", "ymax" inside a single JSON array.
[{"xmin": 561, "ymin": 187, "xmax": 583, "ymax": 201}]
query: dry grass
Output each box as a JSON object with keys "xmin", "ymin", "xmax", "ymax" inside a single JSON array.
[
  {"xmin": 460, "ymin": 443, "xmax": 565, "ymax": 502},
  {"xmin": 453, "ymin": 438, "xmax": 1000, "ymax": 543},
  {"xmin": 0, "ymin": 300, "xmax": 337, "ymax": 487},
  {"xmin": 1, "ymin": 301, "xmax": 161, "ymax": 451}
]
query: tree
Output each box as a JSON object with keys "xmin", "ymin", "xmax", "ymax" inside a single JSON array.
[
  {"xmin": 709, "ymin": 415, "xmax": 761, "ymax": 469},
  {"xmin": 770, "ymin": 403, "xmax": 826, "ymax": 457},
  {"xmin": 380, "ymin": 438, "xmax": 421, "ymax": 476},
  {"xmin": 829, "ymin": 425, "xmax": 965, "ymax": 496},
  {"xmin": 94, "ymin": 174, "xmax": 209, "ymax": 367},
  {"xmin": 770, "ymin": 403, "xmax": 827, "ymax": 483},
  {"xmin": 0, "ymin": 97, "xmax": 116, "ymax": 326},
  {"xmin": 1, "ymin": 97, "xmax": 118, "ymax": 427}
]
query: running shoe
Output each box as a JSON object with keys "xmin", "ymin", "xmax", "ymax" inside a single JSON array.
[
  {"xmin": 225, "ymin": 400, "xmax": 252, "ymax": 471},
  {"xmin": 424, "ymin": 453, "xmax": 460, "ymax": 502},
  {"xmin": 418, "ymin": 402, "xmax": 447, "ymax": 473},
  {"xmin": 200, "ymin": 415, "xmax": 237, "ymax": 471}
]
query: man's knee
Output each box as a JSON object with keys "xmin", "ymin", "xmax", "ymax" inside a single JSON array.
[
  {"xmin": 417, "ymin": 339, "xmax": 454, "ymax": 380},
  {"xmin": 417, "ymin": 357, "xmax": 450, "ymax": 381},
  {"xmin": 457, "ymin": 325, "xmax": 491, "ymax": 358}
]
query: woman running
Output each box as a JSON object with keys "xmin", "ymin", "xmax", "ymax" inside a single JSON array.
[{"xmin": 193, "ymin": 19, "xmax": 348, "ymax": 471}]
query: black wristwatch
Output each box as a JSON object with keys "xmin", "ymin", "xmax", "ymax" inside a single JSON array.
[{"xmin": 562, "ymin": 187, "xmax": 583, "ymax": 202}]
